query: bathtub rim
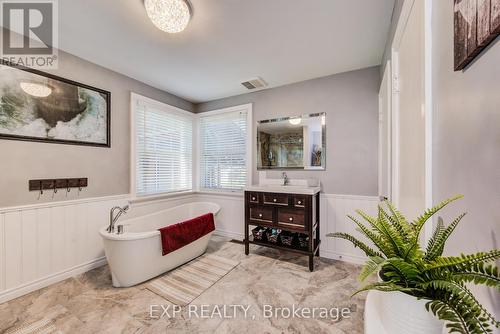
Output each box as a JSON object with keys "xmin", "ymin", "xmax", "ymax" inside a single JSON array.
[{"xmin": 99, "ymin": 201, "xmax": 220, "ymax": 241}]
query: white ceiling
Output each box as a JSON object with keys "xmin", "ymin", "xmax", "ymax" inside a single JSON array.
[{"xmin": 58, "ymin": 0, "xmax": 395, "ymax": 103}]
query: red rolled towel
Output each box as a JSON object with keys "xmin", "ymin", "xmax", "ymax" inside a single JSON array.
[{"xmin": 158, "ymin": 213, "xmax": 215, "ymax": 256}]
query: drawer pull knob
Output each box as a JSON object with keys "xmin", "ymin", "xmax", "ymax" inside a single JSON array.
[
  {"xmin": 273, "ymin": 198, "xmax": 277, "ymax": 202},
  {"xmin": 289, "ymin": 217, "xmax": 293, "ymax": 221},
  {"xmin": 298, "ymin": 201, "xmax": 302, "ymax": 205},
  {"xmin": 259, "ymin": 213, "xmax": 263, "ymax": 218},
  {"xmin": 252, "ymin": 197, "xmax": 256, "ymax": 201}
]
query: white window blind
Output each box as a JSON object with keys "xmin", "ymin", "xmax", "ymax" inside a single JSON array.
[
  {"xmin": 199, "ymin": 110, "xmax": 248, "ymax": 191},
  {"xmin": 134, "ymin": 98, "xmax": 193, "ymax": 196}
]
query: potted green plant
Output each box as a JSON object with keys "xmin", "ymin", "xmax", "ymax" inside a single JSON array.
[{"xmin": 328, "ymin": 195, "xmax": 500, "ymax": 334}]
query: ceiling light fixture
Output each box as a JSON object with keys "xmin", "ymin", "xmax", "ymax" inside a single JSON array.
[
  {"xmin": 20, "ymin": 82, "xmax": 52, "ymax": 97},
  {"xmin": 144, "ymin": 0, "xmax": 192, "ymax": 34},
  {"xmin": 289, "ymin": 118, "xmax": 302, "ymax": 126}
]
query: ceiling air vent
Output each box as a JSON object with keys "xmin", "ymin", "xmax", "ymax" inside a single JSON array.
[{"xmin": 241, "ymin": 77, "xmax": 267, "ymax": 90}]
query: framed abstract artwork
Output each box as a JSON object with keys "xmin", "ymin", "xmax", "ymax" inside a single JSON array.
[
  {"xmin": 454, "ymin": 0, "xmax": 500, "ymax": 71},
  {"xmin": 0, "ymin": 62, "xmax": 111, "ymax": 147}
]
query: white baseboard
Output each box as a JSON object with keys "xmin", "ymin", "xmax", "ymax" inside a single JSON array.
[
  {"xmin": 320, "ymin": 249, "xmax": 367, "ymax": 265},
  {"xmin": 214, "ymin": 229, "xmax": 244, "ymax": 241},
  {"xmin": 0, "ymin": 257, "xmax": 107, "ymax": 304}
]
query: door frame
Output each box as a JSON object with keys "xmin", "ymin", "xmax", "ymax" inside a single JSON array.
[
  {"xmin": 390, "ymin": 0, "xmax": 434, "ymax": 241},
  {"xmin": 378, "ymin": 60, "xmax": 392, "ymax": 201}
]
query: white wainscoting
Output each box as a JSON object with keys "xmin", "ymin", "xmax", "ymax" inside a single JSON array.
[
  {"xmin": 0, "ymin": 195, "xmax": 129, "ymax": 303},
  {"xmin": 197, "ymin": 192, "xmax": 379, "ymax": 265},
  {"xmin": 196, "ymin": 192, "xmax": 245, "ymax": 240},
  {"xmin": 0, "ymin": 191, "xmax": 378, "ymax": 303},
  {"xmin": 320, "ymin": 194, "xmax": 379, "ymax": 264}
]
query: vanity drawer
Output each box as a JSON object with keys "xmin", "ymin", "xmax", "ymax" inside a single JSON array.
[
  {"xmin": 249, "ymin": 207, "xmax": 273, "ymax": 223},
  {"xmin": 277, "ymin": 208, "xmax": 306, "ymax": 230},
  {"xmin": 263, "ymin": 193, "xmax": 289, "ymax": 206},
  {"xmin": 248, "ymin": 192, "xmax": 260, "ymax": 204},
  {"xmin": 293, "ymin": 195, "xmax": 306, "ymax": 208}
]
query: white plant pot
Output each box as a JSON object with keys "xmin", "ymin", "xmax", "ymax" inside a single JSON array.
[{"xmin": 379, "ymin": 291, "xmax": 444, "ymax": 334}]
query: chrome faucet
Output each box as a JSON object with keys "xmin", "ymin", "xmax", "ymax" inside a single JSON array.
[
  {"xmin": 108, "ymin": 205, "xmax": 130, "ymax": 233},
  {"xmin": 282, "ymin": 172, "xmax": 289, "ymax": 186}
]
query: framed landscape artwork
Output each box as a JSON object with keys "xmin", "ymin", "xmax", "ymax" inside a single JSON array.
[
  {"xmin": 454, "ymin": 0, "xmax": 500, "ymax": 71},
  {"xmin": 0, "ymin": 62, "xmax": 110, "ymax": 147}
]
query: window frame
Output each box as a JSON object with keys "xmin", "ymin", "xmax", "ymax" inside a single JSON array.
[
  {"xmin": 130, "ymin": 92, "xmax": 195, "ymax": 200},
  {"xmin": 195, "ymin": 104, "xmax": 253, "ymax": 194}
]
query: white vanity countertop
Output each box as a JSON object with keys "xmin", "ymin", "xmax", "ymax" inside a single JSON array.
[{"xmin": 244, "ymin": 185, "xmax": 321, "ymax": 195}]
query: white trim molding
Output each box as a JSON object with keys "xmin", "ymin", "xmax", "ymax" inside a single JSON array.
[
  {"xmin": 0, "ymin": 257, "xmax": 106, "ymax": 304},
  {"xmin": 390, "ymin": 0, "xmax": 433, "ymax": 243},
  {"xmin": 0, "ymin": 194, "xmax": 130, "ymax": 214}
]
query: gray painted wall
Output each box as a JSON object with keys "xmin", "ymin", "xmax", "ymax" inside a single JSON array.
[
  {"xmin": 0, "ymin": 50, "xmax": 194, "ymax": 207},
  {"xmin": 384, "ymin": 0, "xmax": 500, "ymax": 320},
  {"xmin": 196, "ymin": 67, "xmax": 380, "ymax": 196},
  {"xmin": 431, "ymin": 0, "xmax": 500, "ymax": 318}
]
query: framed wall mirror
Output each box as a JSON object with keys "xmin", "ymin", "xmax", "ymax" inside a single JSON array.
[{"xmin": 257, "ymin": 113, "xmax": 326, "ymax": 170}]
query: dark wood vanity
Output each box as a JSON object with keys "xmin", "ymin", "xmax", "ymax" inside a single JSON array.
[{"xmin": 244, "ymin": 189, "xmax": 321, "ymax": 271}]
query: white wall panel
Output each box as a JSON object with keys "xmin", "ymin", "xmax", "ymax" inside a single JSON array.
[
  {"xmin": 196, "ymin": 192, "xmax": 379, "ymax": 265},
  {"xmin": 36, "ymin": 208, "xmax": 52, "ymax": 278},
  {"xmin": 0, "ymin": 195, "xmax": 129, "ymax": 303},
  {"xmin": 21, "ymin": 210, "xmax": 38, "ymax": 283},
  {"xmin": 0, "ymin": 192, "xmax": 378, "ymax": 303},
  {"xmin": 320, "ymin": 194, "xmax": 379, "ymax": 264},
  {"xmin": 196, "ymin": 193, "xmax": 245, "ymax": 240},
  {"xmin": 4, "ymin": 211, "xmax": 22, "ymax": 289}
]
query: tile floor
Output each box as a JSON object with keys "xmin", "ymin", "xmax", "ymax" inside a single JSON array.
[{"xmin": 0, "ymin": 236, "xmax": 366, "ymax": 333}]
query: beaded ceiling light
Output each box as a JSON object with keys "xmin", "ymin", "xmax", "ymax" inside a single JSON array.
[{"xmin": 144, "ymin": 0, "xmax": 192, "ymax": 33}]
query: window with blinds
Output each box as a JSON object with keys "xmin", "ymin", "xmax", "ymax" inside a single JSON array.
[
  {"xmin": 199, "ymin": 109, "xmax": 249, "ymax": 191},
  {"xmin": 134, "ymin": 97, "xmax": 193, "ymax": 196}
]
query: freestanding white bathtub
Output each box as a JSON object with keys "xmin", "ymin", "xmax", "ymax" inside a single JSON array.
[{"xmin": 100, "ymin": 202, "xmax": 220, "ymax": 287}]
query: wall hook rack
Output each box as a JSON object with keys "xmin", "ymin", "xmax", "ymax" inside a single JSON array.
[{"xmin": 29, "ymin": 178, "xmax": 88, "ymax": 194}]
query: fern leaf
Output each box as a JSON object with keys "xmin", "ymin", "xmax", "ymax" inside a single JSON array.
[
  {"xmin": 405, "ymin": 195, "xmax": 464, "ymax": 260},
  {"xmin": 386, "ymin": 258, "xmax": 422, "ymax": 285},
  {"xmin": 351, "ymin": 282, "xmax": 417, "ymax": 297},
  {"xmin": 327, "ymin": 232, "xmax": 384, "ymax": 258},
  {"xmin": 424, "ymin": 250, "xmax": 500, "ymax": 272},
  {"xmin": 425, "ymin": 213, "xmax": 467, "ymax": 261},
  {"xmin": 386, "ymin": 200, "xmax": 415, "ymax": 239},
  {"xmin": 427, "ymin": 290, "xmax": 493, "ymax": 334},
  {"xmin": 413, "ymin": 195, "xmax": 464, "ymax": 229},
  {"xmin": 420, "ymin": 280, "xmax": 500, "ymax": 329},
  {"xmin": 380, "ymin": 202, "xmax": 410, "ymax": 243},
  {"xmin": 426, "ymin": 299, "xmax": 469, "ymax": 334},
  {"xmin": 377, "ymin": 205, "xmax": 407, "ymax": 256},
  {"xmin": 358, "ymin": 256, "xmax": 386, "ymax": 282},
  {"xmin": 425, "ymin": 217, "xmax": 446, "ymax": 261},
  {"xmin": 352, "ymin": 210, "xmax": 403, "ymax": 257},
  {"xmin": 448, "ymin": 263, "xmax": 500, "ymax": 291},
  {"xmin": 347, "ymin": 215, "xmax": 396, "ymax": 257}
]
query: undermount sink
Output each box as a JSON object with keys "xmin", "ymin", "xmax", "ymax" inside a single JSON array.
[
  {"xmin": 244, "ymin": 184, "xmax": 320, "ymax": 195},
  {"xmin": 246, "ymin": 174, "xmax": 321, "ymax": 195}
]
